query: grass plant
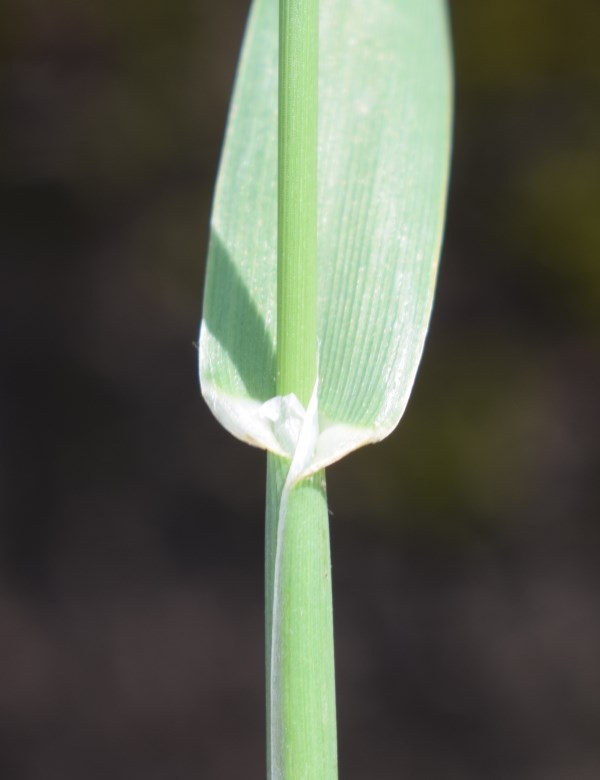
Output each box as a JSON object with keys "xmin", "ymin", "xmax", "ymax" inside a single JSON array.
[{"xmin": 200, "ymin": 1, "xmax": 452, "ymax": 777}]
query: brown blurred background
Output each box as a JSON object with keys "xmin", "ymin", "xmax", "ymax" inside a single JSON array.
[{"xmin": 1, "ymin": 1, "xmax": 599, "ymax": 778}]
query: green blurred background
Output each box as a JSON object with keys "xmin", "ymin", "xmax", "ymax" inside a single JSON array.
[{"xmin": 1, "ymin": 1, "xmax": 599, "ymax": 778}]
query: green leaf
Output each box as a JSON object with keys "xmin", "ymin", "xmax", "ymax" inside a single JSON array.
[{"xmin": 200, "ymin": 0, "xmax": 452, "ymax": 471}]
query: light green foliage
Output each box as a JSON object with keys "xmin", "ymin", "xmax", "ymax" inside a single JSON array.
[
  {"xmin": 200, "ymin": 0, "xmax": 452, "ymax": 473},
  {"xmin": 200, "ymin": 1, "xmax": 452, "ymax": 779}
]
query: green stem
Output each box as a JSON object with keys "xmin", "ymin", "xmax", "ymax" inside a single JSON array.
[
  {"xmin": 266, "ymin": 455, "xmax": 337, "ymax": 780},
  {"xmin": 265, "ymin": 1, "xmax": 338, "ymax": 779},
  {"xmin": 277, "ymin": 0, "xmax": 319, "ymax": 405}
]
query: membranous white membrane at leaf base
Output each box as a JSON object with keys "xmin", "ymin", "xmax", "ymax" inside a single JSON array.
[
  {"xmin": 200, "ymin": 351, "xmax": 376, "ymax": 479},
  {"xmin": 199, "ymin": 0, "xmax": 452, "ymax": 473}
]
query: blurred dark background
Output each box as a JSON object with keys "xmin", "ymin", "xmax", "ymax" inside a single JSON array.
[{"xmin": 1, "ymin": 1, "xmax": 599, "ymax": 778}]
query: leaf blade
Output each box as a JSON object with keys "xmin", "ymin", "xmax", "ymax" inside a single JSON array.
[{"xmin": 200, "ymin": 0, "xmax": 453, "ymax": 469}]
